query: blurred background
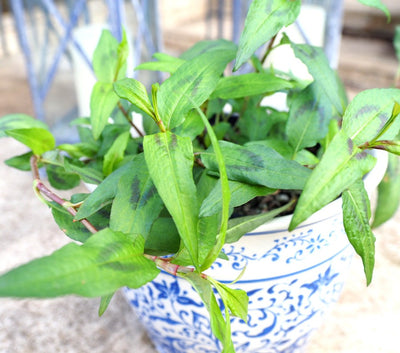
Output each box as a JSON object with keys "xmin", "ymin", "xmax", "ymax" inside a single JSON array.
[{"xmin": 0, "ymin": 0, "xmax": 400, "ymax": 352}]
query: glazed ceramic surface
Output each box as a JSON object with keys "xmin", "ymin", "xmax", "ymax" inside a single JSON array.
[
  {"xmin": 123, "ymin": 151, "xmax": 387, "ymax": 353},
  {"xmin": 124, "ymin": 204, "xmax": 352, "ymax": 353}
]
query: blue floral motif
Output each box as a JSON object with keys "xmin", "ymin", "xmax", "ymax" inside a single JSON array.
[
  {"xmin": 215, "ymin": 223, "xmax": 341, "ymax": 272},
  {"xmin": 124, "ymin": 244, "xmax": 354, "ymax": 353}
]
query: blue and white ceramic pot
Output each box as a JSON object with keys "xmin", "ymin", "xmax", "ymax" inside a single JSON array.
[{"xmin": 123, "ymin": 151, "xmax": 387, "ymax": 353}]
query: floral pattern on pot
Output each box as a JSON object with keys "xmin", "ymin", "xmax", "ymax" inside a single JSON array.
[{"xmin": 123, "ymin": 207, "xmax": 354, "ymax": 353}]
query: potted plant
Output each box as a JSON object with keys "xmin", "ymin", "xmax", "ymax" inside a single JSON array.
[{"xmin": 0, "ymin": 1, "xmax": 399, "ymax": 352}]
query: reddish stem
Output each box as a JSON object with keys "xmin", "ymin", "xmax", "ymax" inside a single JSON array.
[{"xmin": 30, "ymin": 155, "xmax": 98, "ymax": 234}]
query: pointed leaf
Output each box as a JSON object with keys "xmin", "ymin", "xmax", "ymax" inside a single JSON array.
[
  {"xmin": 182, "ymin": 272, "xmax": 235, "ymax": 352},
  {"xmin": 342, "ymin": 180, "xmax": 375, "ymax": 285},
  {"xmin": 103, "ymin": 131, "xmax": 130, "ymax": 176},
  {"xmin": 64, "ymin": 159, "xmax": 104, "ymax": 185},
  {"xmin": 75, "ymin": 160, "xmax": 137, "ymax": 220},
  {"xmin": 234, "ymin": 0, "xmax": 301, "ymax": 70},
  {"xmin": 201, "ymin": 141, "xmax": 311, "ymax": 190},
  {"xmin": 144, "ymin": 132, "xmax": 199, "ymax": 267},
  {"xmin": 90, "ymin": 82, "xmax": 119, "ymax": 139},
  {"xmin": 99, "ymin": 292, "xmax": 115, "ymax": 316},
  {"xmin": 0, "ymin": 229, "xmax": 159, "ymax": 298},
  {"xmin": 287, "ymin": 82, "xmax": 337, "ymax": 153},
  {"xmin": 92, "ymin": 29, "xmax": 128, "ymax": 82},
  {"xmin": 0, "ymin": 114, "xmax": 48, "ymax": 138},
  {"xmin": 158, "ymin": 43, "xmax": 236, "ymax": 129},
  {"xmin": 5, "ymin": 128, "xmax": 55, "ymax": 155},
  {"xmin": 110, "ymin": 154, "xmax": 164, "ymax": 238},
  {"xmin": 342, "ymin": 89, "xmax": 400, "ymax": 146},
  {"xmin": 113, "ymin": 78, "xmax": 155, "ymax": 119},
  {"xmin": 290, "ymin": 132, "xmax": 376, "ymax": 229},
  {"xmin": 136, "ymin": 53, "xmax": 185, "ymax": 73},
  {"xmin": 180, "ymin": 39, "xmax": 236, "ymax": 60},
  {"xmin": 211, "ymin": 280, "xmax": 248, "ymax": 322},
  {"xmin": 5, "ymin": 151, "xmax": 34, "ymax": 171},
  {"xmin": 210, "ymin": 73, "xmax": 293, "ymax": 99},
  {"xmin": 290, "ymin": 43, "xmax": 345, "ymax": 115},
  {"xmin": 373, "ymin": 154, "xmax": 400, "ymax": 227},
  {"xmin": 358, "ymin": 0, "xmax": 390, "ymax": 21},
  {"xmin": 226, "ymin": 202, "xmax": 293, "ymax": 243},
  {"xmin": 201, "ymin": 180, "xmax": 274, "ymax": 217}
]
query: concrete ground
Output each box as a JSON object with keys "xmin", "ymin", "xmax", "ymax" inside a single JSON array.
[{"xmin": 1, "ymin": 1, "xmax": 400, "ymax": 352}]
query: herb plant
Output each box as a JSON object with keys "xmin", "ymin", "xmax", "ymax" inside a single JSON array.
[{"xmin": 0, "ymin": 1, "xmax": 399, "ymax": 351}]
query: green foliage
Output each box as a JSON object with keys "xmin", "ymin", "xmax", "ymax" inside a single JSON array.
[
  {"xmin": 373, "ymin": 154, "xmax": 400, "ymax": 227},
  {"xmin": 157, "ymin": 41, "xmax": 237, "ymax": 129},
  {"xmin": 201, "ymin": 141, "xmax": 311, "ymax": 190},
  {"xmin": 234, "ymin": 0, "xmax": 301, "ymax": 70},
  {"xmin": 2, "ymin": 2, "xmax": 400, "ymax": 351},
  {"xmin": 0, "ymin": 228, "xmax": 159, "ymax": 298},
  {"xmin": 5, "ymin": 128, "xmax": 55, "ymax": 155},
  {"xmin": 358, "ymin": 0, "xmax": 390, "ymax": 21},
  {"xmin": 342, "ymin": 180, "xmax": 375, "ymax": 285},
  {"xmin": 0, "ymin": 114, "xmax": 48, "ymax": 137},
  {"xmin": 144, "ymin": 132, "xmax": 200, "ymax": 268}
]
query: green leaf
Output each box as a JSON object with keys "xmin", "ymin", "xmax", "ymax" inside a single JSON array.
[
  {"xmin": 157, "ymin": 43, "xmax": 236, "ymax": 129},
  {"xmin": 5, "ymin": 151, "xmax": 33, "ymax": 171},
  {"xmin": 75, "ymin": 160, "xmax": 137, "ymax": 220},
  {"xmin": 190, "ymin": 103, "xmax": 231, "ymax": 271},
  {"xmin": 234, "ymin": 0, "xmax": 301, "ymax": 70},
  {"xmin": 394, "ymin": 26, "xmax": 400, "ymax": 64},
  {"xmin": 64, "ymin": 160, "xmax": 104, "ymax": 185},
  {"xmin": 144, "ymin": 132, "xmax": 200, "ymax": 267},
  {"xmin": 110, "ymin": 154, "xmax": 164, "ymax": 238},
  {"xmin": 210, "ymin": 73, "xmax": 293, "ymax": 99},
  {"xmin": 57, "ymin": 143, "xmax": 98, "ymax": 159},
  {"xmin": 210, "ymin": 279, "xmax": 248, "ymax": 322},
  {"xmin": 290, "ymin": 43, "xmax": 345, "ymax": 115},
  {"xmin": 201, "ymin": 141, "xmax": 311, "ymax": 190},
  {"xmin": 0, "ymin": 114, "xmax": 48, "ymax": 138},
  {"xmin": 226, "ymin": 202, "xmax": 294, "ymax": 243},
  {"xmin": 144, "ymin": 217, "xmax": 180, "ymax": 255},
  {"xmin": 181, "ymin": 273, "xmax": 235, "ymax": 353},
  {"xmin": 180, "ymin": 39, "xmax": 236, "ymax": 60},
  {"xmin": 172, "ymin": 110, "xmax": 204, "ymax": 140},
  {"xmin": 239, "ymin": 107, "xmax": 287, "ymax": 142},
  {"xmin": 342, "ymin": 89, "xmax": 400, "ymax": 146},
  {"xmin": 0, "ymin": 228, "xmax": 159, "ymax": 298},
  {"xmin": 200, "ymin": 180, "xmax": 274, "ymax": 217},
  {"xmin": 195, "ymin": 172, "xmax": 224, "ymax": 264},
  {"xmin": 103, "ymin": 131, "xmax": 130, "ymax": 176},
  {"xmin": 52, "ymin": 195, "xmax": 110, "ymax": 243},
  {"xmin": 373, "ymin": 154, "xmax": 400, "ymax": 227},
  {"xmin": 99, "ymin": 292, "xmax": 115, "ymax": 316},
  {"xmin": 46, "ymin": 164, "xmax": 81, "ymax": 190},
  {"xmin": 357, "ymin": 0, "xmax": 390, "ymax": 21},
  {"xmin": 290, "ymin": 131, "xmax": 376, "ymax": 230},
  {"xmin": 90, "ymin": 82, "xmax": 119, "ymax": 139},
  {"xmin": 5, "ymin": 128, "xmax": 55, "ymax": 155},
  {"xmin": 136, "ymin": 52, "xmax": 185, "ymax": 73},
  {"xmin": 113, "ymin": 78, "xmax": 155, "ymax": 119},
  {"xmin": 342, "ymin": 180, "xmax": 375, "ymax": 285},
  {"xmin": 92, "ymin": 29, "xmax": 128, "ymax": 82},
  {"xmin": 286, "ymin": 82, "xmax": 334, "ymax": 153}
]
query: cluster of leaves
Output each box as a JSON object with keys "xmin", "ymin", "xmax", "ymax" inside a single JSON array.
[{"xmin": 0, "ymin": 0, "xmax": 399, "ymax": 352}]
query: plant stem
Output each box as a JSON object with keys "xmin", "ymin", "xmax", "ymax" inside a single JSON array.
[
  {"xmin": 30, "ymin": 155, "xmax": 98, "ymax": 234},
  {"xmin": 260, "ymin": 34, "xmax": 278, "ymax": 66},
  {"xmin": 144, "ymin": 255, "xmax": 204, "ymax": 276},
  {"xmin": 117, "ymin": 101, "xmax": 144, "ymax": 137}
]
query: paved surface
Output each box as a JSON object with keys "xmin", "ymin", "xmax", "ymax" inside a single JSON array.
[{"xmin": 1, "ymin": 1, "xmax": 400, "ymax": 352}]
